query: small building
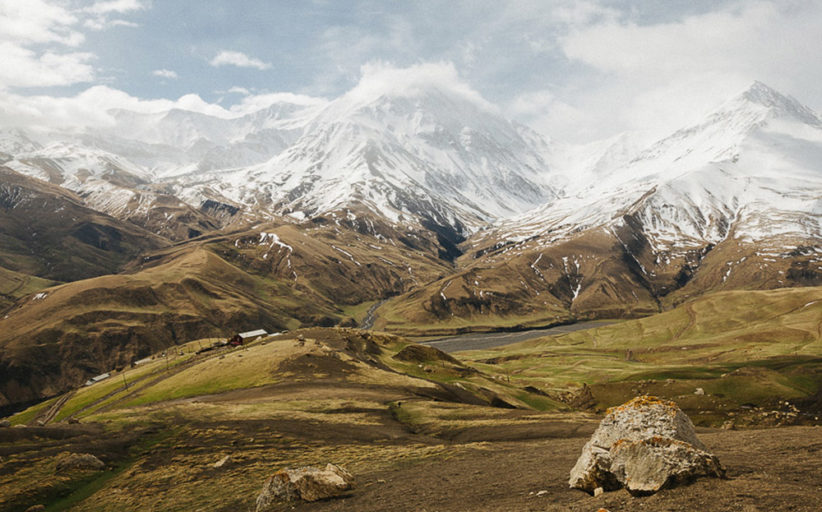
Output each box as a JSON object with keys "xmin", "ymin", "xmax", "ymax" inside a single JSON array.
[
  {"xmin": 229, "ymin": 329, "xmax": 268, "ymax": 346},
  {"xmin": 84, "ymin": 372, "xmax": 110, "ymax": 386}
]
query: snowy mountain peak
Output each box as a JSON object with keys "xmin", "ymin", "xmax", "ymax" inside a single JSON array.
[{"xmin": 720, "ymin": 81, "xmax": 821, "ymax": 126}]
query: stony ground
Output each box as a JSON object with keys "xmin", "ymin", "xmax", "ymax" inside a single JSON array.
[
  {"xmin": 273, "ymin": 425, "xmax": 822, "ymax": 512},
  {"xmin": 3, "ymin": 401, "xmax": 822, "ymax": 511}
]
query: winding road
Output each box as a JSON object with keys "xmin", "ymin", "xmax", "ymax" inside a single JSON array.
[{"xmin": 419, "ymin": 320, "xmax": 615, "ymax": 353}]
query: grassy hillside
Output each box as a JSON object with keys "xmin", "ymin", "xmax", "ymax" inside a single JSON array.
[
  {"xmin": 459, "ymin": 286, "xmax": 822, "ymax": 424},
  {"xmin": 0, "ymin": 266, "xmax": 58, "ymax": 311},
  {"xmin": 374, "ymin": 220, "xmax": 821, "ymax": 336},
  {"xmin": 3, "ymin": 298, "xmax": 821, "ymax": 510},
  {"xmin": 0, "ymin": 210, "xmax": 456, "ymax": 411},
  {"xmin": 0, "ymin": 248, "xmax": 330, "ymax": 409},
  {"xmin": 1, "ymin": 328, "xmax": 572, "ymax": 511}
]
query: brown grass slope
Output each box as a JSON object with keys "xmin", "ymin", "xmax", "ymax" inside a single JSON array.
[
  {"xmin": 0, "ymin": 248, "xmax": 311, "ymax": 409},
  {"xmin": 375, "ymin": 215, "xmax": 821, "ymax": 335},
  {"xmin": 0, "ymin": 209, "xmax": 458, "ymax": 411}
]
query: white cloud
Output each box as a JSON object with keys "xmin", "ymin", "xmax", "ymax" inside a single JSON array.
[
  {"xmin": 226, "ymin": 86, "xmax": 250, "ymax": 95},
  {"xmin": 228, "ymin": 92, "xmax": 327, "ymax": 115},
  {"xmin": 343, "ymin": 61, "xmax": 497, "ymax": 113},
  {"xmin": 152, "ymin": 68, "xmax": 178, "ymax": 80},
  {"xmin": 210, "ymin": 50, "xmax": 271, "ymax": 70},
  {"xmin": 0, "ymin": 0, "xmax": 144, "ymax": 91},
  {"xmin": 0, "ymin": 85, "xmax": 238, "ymax": 131},
  {"xmin": 540, "ymin": 0, "xmax": 822, "ymax": 141},
  {"xmin": 83, "ymin": 0, "xmax": 146, "ymax": 15},
  {"xmin": 0, "ymin": 0, "xmax": 83, "ymax": 46},
  {"xmin": 0, "ymin": 85, "xmax": 329, "ymax": 132},
  {"xmin": 0, "ymin": 42, "xmax": 95, "ymax": 88}
]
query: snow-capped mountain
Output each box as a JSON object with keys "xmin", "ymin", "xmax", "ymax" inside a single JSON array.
[
  {"xmin": 172, "ymin": 83, "xmax": 559, "ymax": 233},
  {"xmin": 489, "ymin": 81, "xmax": 822, "ymax": 254},
  {"xmin": 1, "ymin": 80, "xmax": 819, "ymax": 261}
]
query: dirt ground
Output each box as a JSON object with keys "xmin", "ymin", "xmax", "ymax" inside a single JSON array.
[
  {"xmin": 279, "ymin": 426, "xmax": 822, "ymax": 512},
  {"xmin": 4, "ymin": 404, "xmax": 822, "ymax": 511}
]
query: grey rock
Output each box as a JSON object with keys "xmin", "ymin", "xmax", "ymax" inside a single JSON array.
[
  {"xmin": 256, "ymin": 463, "xmax": 353, "ymax": 510},
  {"xmin": 610, "ymin": 437, "xmax": 724, "ymax": 495},
  {"xmin": 569, "ymin": 396, "xmax": 724, "ymax": 495},
  {"xmin": 0, "ymin": 419, "xmax": 11, "ymax": 427},
  {"xmin": 55, "ymin": 452, "xmax": 105, "ymax": 473}
]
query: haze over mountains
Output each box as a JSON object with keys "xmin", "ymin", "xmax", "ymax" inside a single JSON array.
[{"xmin": 0, "ymin": 76, "xmax": 820, "ymax": 408}]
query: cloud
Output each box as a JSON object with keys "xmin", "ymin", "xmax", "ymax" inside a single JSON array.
[
  {"xmin": 0, "ymin": 85, "xmax": 237, "ymax": 131},
  {"xmin": 209, "ymin": 50, "xmax": 271, "ymax": 70},
  {"xmin": 541, "ymin": 0, "xmax": 822, "ymax": 141},
  {"xmin": 83, "ymin": 0, "xmax": 146, "ymax": 15},
  {"xmin": 152, "ymin": 68, "xmax": 178, "ymax": 80},
  {"xmin": 0, "ymin": 0, "xmax": 144, "ymax": 91},
  {"xmin": 82, "ymin": 0, "xmax": 145, "ymax": 31},
  {"xmin": 0, "ymin": 42, "xmax": 95, "ymax": 88},
  {"xmin": 228, "ymin": 92, "xmax": 327, "ymax": 115},
  {"xmin": 0, "ymin": 84, "xmax": 329, "ymax": 132},
  {"xmin": 343, "ymin": 61, "xmax": 497, "ymax": 112},
  {"xmin": 0, "ymin": 0, "xmax": 83, "ymax": 46}
]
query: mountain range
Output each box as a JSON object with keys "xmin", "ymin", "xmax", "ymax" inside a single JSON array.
[{"xmin": 0, "ymin": 79, "xmax": 820, "ymax": 410}]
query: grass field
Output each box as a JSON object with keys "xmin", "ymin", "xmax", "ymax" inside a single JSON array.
[{"xmin": 458, "ymin": 287, "xmax": 822, "ymax": 421}]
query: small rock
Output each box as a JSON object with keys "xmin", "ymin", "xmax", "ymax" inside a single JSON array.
[
  {"xmin": 55, "ymin": 453, "xmax": 105, "ymax": 473},
  {"xmin": 25, "ymin": 505, "xmax": 46, "ymax": 512},
  {"xmin": 214, "ymin": 455, "xmax": 231, "ymax": 468},
  {"xmin": 535, "ymin": 490, "xmax": 548, "ymax": 497},
  {"xmin": 256, "ymin": 463, "xmax": 354, "ymax": 510},
  {"xmin": 721, "ymin": 419, "xmax": 735, "ymax": 430},
  {"xmin": 694, "ymin": 387, "xmax": 705, "ymax": 396},
  {"xmin": 67, "ymin": 417, "xmax": 80, "ymax": 424},
  {"xmin": 0, "ymin": 419, "xmax": 11, "ymax": 427},
  {"xmin": 593, "ymin": 486, "xmax": 604, "ymax": 497}
]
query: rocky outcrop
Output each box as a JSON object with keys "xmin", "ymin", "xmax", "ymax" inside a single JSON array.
[
  {"xmin": 55, "ymin": 452, "xmax": 105, "ymax": 473},
  {"xmin": 255, "ymin": 463, "xmax": 354, "ymax": 510},
  {"xmin": 569, "ymin": 396, "xmax": 724, "ymax": 495}
]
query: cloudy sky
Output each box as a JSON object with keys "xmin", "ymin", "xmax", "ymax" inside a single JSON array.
[{"xmin": 2, "ymin": 0, "xmax": 821, "ymax": 142}]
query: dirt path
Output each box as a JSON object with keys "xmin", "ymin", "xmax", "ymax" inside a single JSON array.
[
  {"xmin": 31, "ymin": 390, "xmax": 75, "ymax": 425},
  {"xmin": 420, "ymin": 320, "xmax": 615, "ymax": 353}
]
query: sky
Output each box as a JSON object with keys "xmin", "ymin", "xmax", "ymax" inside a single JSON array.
[{"xmin": 2, "ymin": 0, "xmax": 821, "ymax": 143}]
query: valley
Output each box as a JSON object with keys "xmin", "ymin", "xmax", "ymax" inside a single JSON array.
[
  {"xmin": 2, "ymin": 290, "xmax": 821, "ymax": 510},
  {"xmin": 1, "ymin": 77, "xmax": 821, "ymax": 511}
]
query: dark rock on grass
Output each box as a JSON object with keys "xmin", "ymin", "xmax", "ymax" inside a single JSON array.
[
  {"xmin": 256, "ymin": 463, "xmax": 354, "ymax": 510},
  {"xmin": 55, "ymin": 452, "xmax": 105, "ymax": 473},
  {"xmin": 569, "ymin": 396, "xmax": 724, "ymax": 496}
]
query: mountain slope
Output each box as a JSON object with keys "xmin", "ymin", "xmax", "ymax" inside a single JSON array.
[
  {"xmin": 168, "ymin": 83, "xmax": 559, "ymax": 239},
  {"xmin": 0, "ymin": 166, "xmax": 167, "ymax": 283},
  {"xmin": 374, "ymin": 82, "xmax": 822, "ymax": 333},
  {"xmin": 0, "ymin": 208, "xmax": 456, "ymax": 409}
]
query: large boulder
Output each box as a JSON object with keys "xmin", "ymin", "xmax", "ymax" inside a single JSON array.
[
  {"xmin": 255, "ymin": 463, "xmax": 354, "ymax": 510},
  {"xmin": 569, "ymin": 396, "xmax": 724, "ymax": 496}
]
